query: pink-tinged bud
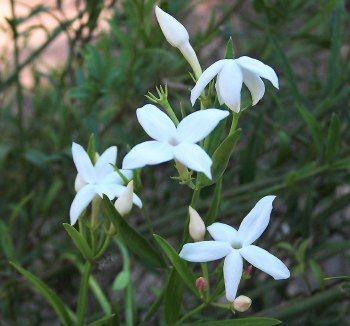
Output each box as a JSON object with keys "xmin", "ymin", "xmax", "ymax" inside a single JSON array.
[
  {"xmin": 243, "ymin": 265, "xmax": 253, "ymax": 280},
  {"xmin": 195, "ymin": 277, "xmax": 207, "ymax": 291},
  {"xmin": 114, "ymin": 181, "xmax": 134, "ymax": 216},
  {"xmin": 188, "ymin": 206, "xmax": 206, "ymax": 242},
  {"xmin": 233, "ymin": 295, "xmax": 252, "ymax": 312}
]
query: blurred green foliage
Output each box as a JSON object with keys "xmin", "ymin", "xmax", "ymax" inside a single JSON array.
[{"xmin": 0, "ymin": 0, "xmax": 349, "ymax": 325}]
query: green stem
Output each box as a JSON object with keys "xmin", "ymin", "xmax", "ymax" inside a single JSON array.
[
  {"xmin": 175, "ymin": 302, "xmax": 207, "ymax": 325},
  {"xmin": 200, "ymin": 263, "xmax": 210, "ymax": 300},
  {"xmin": 162, "ymin": 100, "xmax": 179, "ymax": 125},
  {"xmin": 229, "ymin": 112, "xmax": 240, "ymax": 135},
  {"xmin": 76, "ymin": 261, "xmax": 93, "ymax": 325}
]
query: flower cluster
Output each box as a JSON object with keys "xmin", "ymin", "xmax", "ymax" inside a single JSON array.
[{"xmin": 68, "ymin": 5, "xmax": 290, "ymax": 309}]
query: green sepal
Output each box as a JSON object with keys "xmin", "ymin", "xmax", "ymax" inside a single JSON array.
[
  {"xmin": 224, "ymin": 37, "xmax": 235, "ymax": 59},
  {"xmin": 87, "ymin": 133, "xmax": 96, "ymax": 164},
  {"xmin": 194, "ymin": 317, "xmax": 281, "ymax": 325},
  {"xmin": 103, "ymin": 196, "xmax": 166, "ymax": 268},
  {"xmin": 63, "ymin": 223, "xmax": 94, "ymax": 261},
  {"xmin": 200, "ymin": 128, "xmax": 242, "ymax": 187},
  {"xmin": 153, "ymin": 234, "xmax": 198, "ymax": 296},
  {"xmin": 10, "ymin": 262, "xmax": 73, "ymax": 326}
]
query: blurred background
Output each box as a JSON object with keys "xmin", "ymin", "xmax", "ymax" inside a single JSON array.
[{"xmin": 0, "ymin": 0, "xmax": 349, "ymax": 325}]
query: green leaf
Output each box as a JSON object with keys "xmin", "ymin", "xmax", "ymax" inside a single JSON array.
[
  {"xmin": 325, "ymin": 113, "xmax": 340, "ymax": 162},
  {"xmin": 88, "ymin": 314, "xmax": 118, "ymax": 326},
  {"xmin": 87, "ymin": 133, "xmax": 96, "ymax": 164},
  {"xmin": 112, "ymin": 270, "xmax": 130, "ymax": 291},
  {"xmin": 10, "ymin": 262, "xmax": 73, "ymax": 326},
  {"xmin": 201, "ymin": 129, "xmax": 241, "ymax": 187},
  {"xmin": 205, "ymin": 178, "xmax": 222, "ymax": 226},
  {"xmin": 194, "ymin": 317, "xmax": 281, "ymax": 326},
  {"xmin": 153, "ymin": 234, "xmax": 198, "ymax": 295},
  {"xmin": 63, "ymin": 223, "xmax": 94, "ymax": 261},
  {"xmin": 164, "ymin": 269, "xmax": 183, "ymax": 326},
  {"xmin": 103, "ymin": 197, "xmax": 165, "ymax": 268},
  {"xmin": 296, "ymin": 105, "xmax": 323, "ymax": 155},
  {"xmin": 309, "ymin": 260, "xmax": 325, "ymax": 290},
  {"xmin": 224, "ymin": 37, "xmax": 235, "ymax": 59},
  {"xmin": 0, "ymin": 221, "xmax": 14, "ymax": 259}
]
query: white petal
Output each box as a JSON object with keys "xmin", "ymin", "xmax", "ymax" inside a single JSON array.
[
  {"xmin": 215, "ymin": 81, "xmax": 224, "ymax": 105},
  {"xmin": 72, "ymin": 143, "xmax": 96, "ymax": 183},
  {"xmin": 136, "ymin": 104, "xmax": 177, "ymax": 142},
  {"xmin": 223, "ymin": 250, "xmax": 243, "ymax": 302},
  {"xmin": 155, "ymin": 6, "xmax": 189, "ymax": 48},
  {"xmin": 179, "ymin": 241, "xmax": 232, "ymax": 262},
  {"xmin": 236, "ymin": 56, "xmax": 279, "ymax": 89},
  {"xmin": 101, "ymin": 172, "xmax": 125, "ymax": 185},
  {"xmin": 237, "ymin": 196, "xmax": 276, "ymax": 246},
  {"xmin": 119, "ymin": 169, "xmax": 133, "ymax": 181},
  {"xmin": 190, "ymin": 60, "xmax": 227, "ymax": 106},
  {"xmin": 207, "ymin": 222, "xmax": 238, "ymax": 243},
  {"xmin": 242, "ymin": 69, "xmax": 265, "ymax": 106},
  {"xmin": 94, "ymin": 184, "xmax": 119, "ymax": 199},
  {"xmin": 240, "ymin": 245, "xmax": 290, "ymax": 279},
  {"xmin": 173, "ymin": 143, "xmax": 212, "ymax": 179},
  {"xmin": 74, "ymin": 174, "xmax": 87, "ymax": 192},
  {"xmin": 122, "ymin": 141, "xmax": 174, "ymax": 169},
  {"xmin": 217, "ymin": 60, "xmax": 243, "ymax": 113},
  {"xmin": 177, "ymin": 109, "xmax": 229, "ymax": 143},
  {"xmin": 94, "ymin": 146, "xmax": 117, "ymax": 179},
  {"xmin": 69, "ymin": 185, "xmax": 96, "ymax": 225}
]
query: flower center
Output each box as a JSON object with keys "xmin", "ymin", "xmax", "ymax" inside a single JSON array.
[
  {"xmin": 169, "ymin": 137, "xmax": 179, "ymax": 146},
  {"xmin": 231, "ymin": 241, "xmax": 242, "ymax": 250}
]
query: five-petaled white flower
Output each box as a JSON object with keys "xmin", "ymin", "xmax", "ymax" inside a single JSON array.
[
  {"xmin": 191, "ymin": 57, "xmax": 279, "ymax": 113},
  {"xmin": 70, "ymin": 143, "xmax": 142, "ymax": 225},
  {"xmin": 122, "ymin": 104, "xmax": 229, "ymax": 179},
  {"xmin": 179, "ymin": 196, "xmax": 290, "ymax": 302}
]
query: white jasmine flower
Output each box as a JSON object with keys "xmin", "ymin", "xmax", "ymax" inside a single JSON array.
[
  {"xmin": 190, "ymin": 57, "xmax": 279, "ymax": 112},
  {"xmin": 155, "ymin": 6, "xmax": 202, "ymax": 78},
  {"xmin": 122, "ymin": 104, "xmax": 229, "ymax": 179},
  {"xmin": 179, "ymin": 196, "xmax": 290, "ymax": 302},
  {"xmin": 70, "ymin": 143, "xmax": 142, "ymax": 225}
]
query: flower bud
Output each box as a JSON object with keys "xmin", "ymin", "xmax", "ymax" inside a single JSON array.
[
  {"xmin": 155, "ymin": 6, "xmax": 202, "ymax": 78},
  {"xmin": 188, "ymin": 206, "xmax": 206, "ymax": 242},
  {"xmin": 155, "ymin": 6, "xmax": 189, "ymax": 47},
  {"xmin": 114, "ymin": 181, "xmax": 134, "ymax": 216},
  {"xmin": 195, "ymin": 277, "xmax": 207, "ymax": 291},
  {"xmin": 233, "ymin": 295, "xmax": 252, "ymax": 312},
  {"xmin": 243, "ymin": 265, "xmax": 253, "ymax": 280}
]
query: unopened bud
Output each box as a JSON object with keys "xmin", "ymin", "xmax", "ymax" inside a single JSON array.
[
  {"xmin": 195, "ymin": 277, "xmax": 207, "ymax": 291},
  {"xmin": 155, "ymin": 6, "xmax": 202, "ymax": 78},
  {"xmin": 233, "ymin": 295, "xmax": 252, "ymax": 312},
  {"xmin": 114, "ymin": 181, "xmax": 134, "ymax": 216},
  {"xmin": 243, "ymin": 265, "xmax": 253, "ymax": 280},
  {"xmin": 188, "ymin": 206, "xmax": 206, "ymax": 242}
]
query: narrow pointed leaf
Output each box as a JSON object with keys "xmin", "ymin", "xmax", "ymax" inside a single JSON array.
[
  {"xmin": 103, "ymin": 197, "xmax": 165, "ymax": 268},
  {"xmin": 112, "ymin": 271, "xmax": 130, "ymax": 291},
  {"xmin": 164, "ymin": 269, "xmax": 183, "ymax": 325},
  {"xmin": 10, "ymin": 262, "xmax": 72, "ymax": 326},
  {"xmin": 153, "ymin": 234, "xmax": 198, "ymax": 295},
  {"xmin": 225, "ymin": 37, "xmax": 235, "ymax": 59},
  {"xmin": 88, "ymin": 314, "xmax": 118, "ymax": 326},
  {"xmin": 63, "ymin": 223, "xmax": 94, "ymax": 261},
  {"xmin": 200, "ymin": 129, "xmax": 242, "ymax": 187},
  {"xmin": 87, "ymin": 133, "xmax": 96, "ymax": 164},
  {"xmin": 325, "ymin": 113, "xmax": 340, "ymax": 162}
]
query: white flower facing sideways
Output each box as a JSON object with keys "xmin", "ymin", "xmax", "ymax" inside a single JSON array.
[
  {"xmin": 70, "ymin": 143, "xmax": 142, "ymax": 225},
  {"xmin": 179, "ymin": 196, "xmax": 290, "ymax": 302},
  {"xmin": 155, "ymin": 6, "xmax": 202, "ymax": 79},
  {"xmin": 122, "ymin": 104, "xmax": 229, "ymax": 179},
  {"xmin": 191, "ymin": 57, "xmax": 279, "ymax": 113}
]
